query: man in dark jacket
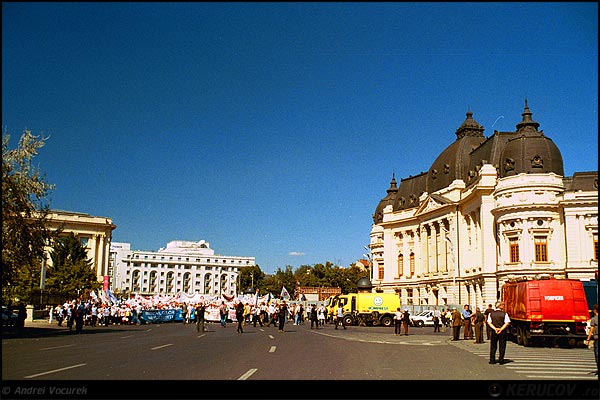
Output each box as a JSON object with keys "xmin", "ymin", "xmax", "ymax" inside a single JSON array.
[
  {"xmin": 487, "ymin": 301, "xmax": 511, "ymax": 364},
  {"xmin": 195, "ymin": 303, "xmax": 206, "ymax": 332},
  {"xmin": 278, "ymin": 301, "xmax": 288, "ymax": 332}
]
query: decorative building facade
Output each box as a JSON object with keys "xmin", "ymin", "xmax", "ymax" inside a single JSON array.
[
  {"xmin": 41, "ymin": 210, "xmax": 117, "ymax": 288},
  {"xmin": 110, "ymin": 240, "xmax": 255, "ymax": 297},
  {"xmin": 369, "ymin": 101, "xmax": 598, "ymax": 310}
]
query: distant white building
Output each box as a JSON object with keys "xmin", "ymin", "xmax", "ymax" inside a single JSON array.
[{"xmin": 110, "ymin": 240, "xmax": 255, "ymax": 297}]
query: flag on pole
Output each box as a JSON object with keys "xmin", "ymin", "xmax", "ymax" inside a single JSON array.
[
  {"xmin": 90, "ymin": 290, "xmax": 98, "ymax": 301},
  {"xmin": 253, "ymin": 288, "xmax": 260, "ymax": 307},
  {"xmin": 106, "ymin": 288, "xmax": 118, "ymax": 305},
  {"xmin": 280, "ymin": 286, "xmax": 290, "ymax": 300},
  {"xmin": 99, "ymin": 289, "xmax": 108, "ymax": 304}
]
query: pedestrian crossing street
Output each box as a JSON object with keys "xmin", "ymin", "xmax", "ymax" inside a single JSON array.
[{"xmin": 449, "ymin": 339, "xmax": 598, "ymax": 380}]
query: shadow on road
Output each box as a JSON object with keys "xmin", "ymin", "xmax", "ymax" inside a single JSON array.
[{"xmin": 1, "ymin": 325, "xmax": 141, "ymax": 340}]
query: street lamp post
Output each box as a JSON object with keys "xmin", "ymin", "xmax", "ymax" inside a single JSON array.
[
  {"xmin": 443, "ymin": 230, "xmax": 460, "ymax": 304},
  {"xmin": 363, "ymin": 245, "xmax": 372, "ymax": 281}
]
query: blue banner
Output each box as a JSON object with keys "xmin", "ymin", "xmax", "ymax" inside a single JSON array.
[{"xmin": 139, "ymin": 309, "xmax": 183, "ymax": 323}]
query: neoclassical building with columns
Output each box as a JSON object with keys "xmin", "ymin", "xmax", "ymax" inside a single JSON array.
[
  {"xmin": 41, "ymin": 210, "xmax": 116, "ymax": 288},
  {"xmin": 369, "ymin": 101, "xmax": 598, "ymax": 310},
  {"xmin": 110, "ymin": 240, "xmax": 255, "ymax": 297}
]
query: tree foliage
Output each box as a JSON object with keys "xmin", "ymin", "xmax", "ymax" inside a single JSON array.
[
  {"xmin": 237, "ymin": 264, "xmax": 265, "ymax": 293},
  {"xmin": 2, "ymin": 130, "xmax": 55, "ymax": 302},
  {"xmin": 45, "ymin": 232, "xmax": 101, "ymax": 299},
  {"xmin": 250, "ymin": 261, "xmax": 370, "ymax": 297}
]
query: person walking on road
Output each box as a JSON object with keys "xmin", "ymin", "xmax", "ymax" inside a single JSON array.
[
  {"xmin": 309, "ymin": 304, "xmax": 319, "ymax": 329},
  {"xmin": 585, "ymin": 303, "xmax": 598, "ymax": 375},
  {"xmin": 394, "ymin": 307, "xmax": 402, "ymax": 335},
  {"xmin": 195, "ymin": 302, "xmax": 206, "ymax": 332},
  {"xmin": 219, "ymin": 301, "xmax": 228, "ymax": 328},
  {"xmin": 451, "ymin": 307, "xmax": 462, "ymax": 341},
  {"xmin": 278, "ymin": 301, "xmax": 288, "ymax": 332},
  {"xmin": 433, "ymin": 307, "xmax": 441, "ymax": 332},
  {"xmin": 235, "ymin": 302, "xmax": 245, "ymax": 333},
  {"xmin": 487, "ymin": 301, "xmax": 511, "ymax": 365},
  {"xmin": 335, "ymin": 304, "xmax": 347, "ymax": 330},
  {"xmin": 401, "ymin": 309, "xmax": 410, "ymax": 335}
]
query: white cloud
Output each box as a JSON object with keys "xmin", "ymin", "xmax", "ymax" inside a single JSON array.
[{"xmin": 288, "ymin": 252, "xmax": 305, "ymax": 256}]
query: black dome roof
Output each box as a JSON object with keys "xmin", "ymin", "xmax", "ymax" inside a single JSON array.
[
  {"xmin": 499, "ymin": 101, "xmax": 564, "ymax": 177},
  {"xmin": 426, "ymin": 111, "xmax": 486, "ymax": 194}
]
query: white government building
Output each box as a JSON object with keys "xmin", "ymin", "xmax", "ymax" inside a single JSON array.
[
  {"xmin": 110, "ymin": 240, "xmax": 255, "ymax": 297},
  {"xmin": 369, "ymin": 101, "xmax": 598, "ymax": 309}
]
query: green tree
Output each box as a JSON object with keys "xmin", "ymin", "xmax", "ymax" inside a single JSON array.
[
  {"xmin": 45, "ymin": 233, "xmax": 101, "ymax": 299},
  {"xmin": 2, "ymin": 129, "xmax": 55, "ymax": 302},
  {"xmin": 237, "ymin": 264, "xmax": 265, "ymax": 293}
]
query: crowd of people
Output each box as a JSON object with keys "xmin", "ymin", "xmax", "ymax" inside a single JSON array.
[{"xmin": 41, "ymin": 295, "xmax": 338, "ymax": 334}]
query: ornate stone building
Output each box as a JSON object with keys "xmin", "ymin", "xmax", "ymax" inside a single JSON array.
[
  {"xmin": 369, "ymin": 101, "xmax": 598, "ymax": 309},
  {"xmin": 41, "ymin": 210, "xmax": 116, "ymax": 288},
  {"xmin": 110, "ymin": 240, "xmax": 255, "ymax": 297}
]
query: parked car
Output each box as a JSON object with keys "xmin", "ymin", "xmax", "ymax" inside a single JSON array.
[
  {"xmin": 2, "ymin": 306, "xmax": 18, "ymax": 327},
  {"xmin": 410, "ymin": 310, "xmax": 435, "ymax": 327}
]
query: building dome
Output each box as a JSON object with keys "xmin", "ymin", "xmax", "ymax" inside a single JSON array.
[
  {"xmin": 426, "ymin": 111, "xmax": 487, "ymax": 194},
  {"xmin": 357, "ymin": 277, "xmax": 373, "ymax": 292},
  {"xmin": 499, "ymin": 101, "xmax": 564, "ymax": 178},
  {"xmin": 373, "ymin": 174, "xmax": 398, "ymax": 223}
]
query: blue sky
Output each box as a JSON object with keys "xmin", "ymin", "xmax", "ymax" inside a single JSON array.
[{"xmin": 3, "ymin": 2, "xmax": 598, "ymax": 274}]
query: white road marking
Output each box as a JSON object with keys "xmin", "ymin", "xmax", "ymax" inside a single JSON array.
[
  {"xmin": 268, "ymin": 335, "xmax": 274, "ymax": 339},
  {"xmin": 151, "ymin": 344, "xmax": 173, "ymax": 350},
  {"xmin": 121, "ymin": 335, "xmax": 134, "ymax": 339},
  {"xmin": 38, "ymin": 344, "xmax": 75, "ymax": 351},
  {"xmin": 24, "ymin": 363, "xmax": 86, "ymax": 378},
  {"xmin": 269, "ymin": 346, "xmax": 277, "ymax": 353},
  {"xmin": 197, "ymin": 334, "xmax": 206, "ymax": 338},
  {"xmin": 145, "ymin": 328, "xmax": 152, "ymax": 332},
  {"xmin": 238, "ymin": 368, "xmax": 258, "ymax": 380}
]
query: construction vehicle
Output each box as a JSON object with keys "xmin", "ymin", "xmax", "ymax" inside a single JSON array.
[
  {"xmin": 324, "ymin": 292, "xmax": 401, "ymax": 327},
  {"xmin": 501, "ymin": 276, "xmax": 589, "ymax": 347}
]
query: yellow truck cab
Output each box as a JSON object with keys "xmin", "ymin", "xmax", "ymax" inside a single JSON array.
[{"xmin": 325, "ymin": 292, "xmax": 401, "ymax": 327}]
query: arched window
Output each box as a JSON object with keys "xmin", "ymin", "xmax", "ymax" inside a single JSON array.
[
  {"xmin": 397, "ymin": 253, "xmax": 404, "ymax": 277},
  {"xmin": 409, "ymin": 252, "xmax": 415, "ymax": 276},
  {"xmin": 166, "ymin": 271, "xmax": 175, "ymax": 294}
]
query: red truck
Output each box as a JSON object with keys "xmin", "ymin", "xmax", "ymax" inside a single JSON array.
[{"xmin": 501, "ymin": 277, "xmax": 589, "ymax": 347}]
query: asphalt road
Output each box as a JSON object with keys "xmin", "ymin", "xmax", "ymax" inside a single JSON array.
[{"xmin": 2, "ymin": 320, "xmax": 598, "ymax": 400}]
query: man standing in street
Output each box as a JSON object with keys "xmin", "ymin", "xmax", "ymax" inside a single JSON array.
[
  {"xmin": 585, "ymin": 303, "xmax": 598, "ymax": 376},
  {"xmin": 195, "ymin": 302, "xmax": 206, "ymax": 333},
  {"xmin": 433, "ymin": 307, "xmax": 441, "ymax": 332},
  {"xmin": 487, "ymin": 301, "xmax": 511, "ymax": 365},
  {"xmin": 451, "ymin": 307, "xmax": 462, "ymax": 341},
  {"xmin": 278, "ymin": 301, "xmax": 288, "ymax": 332},
  {"xmin": 472, "ymin": 306, "xmax": 485, "ymax": 344},
  {"xmin": 484, "ymin": 304, "xmax": 494, "ymax": 340},
  {"xmin": 462, "ymin": 304, "xmax": 473, "ymax": 340},
  {"xmin": 335, "ymin": 304, "xmax": 347, "ymax": 330},
  {"xmin": 219, "ymin": 301, "xmax": 228, "ymax": 328}
]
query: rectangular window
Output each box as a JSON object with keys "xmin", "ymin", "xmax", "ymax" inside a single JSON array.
[
  {"xmin": 509, "ymin": 238, "xmax": 519, "ymax": 263},
  {"xmin": 378, "ymin": 265, "xmax": 384, "ymax": 280},
  {"xmin": 409, "ymin": 253, "xmax": 415, "ymax": 276},
  {"xmin": 534, "ymin": 236, "xmax": 548, "ymax": 262},
  {"xmin": 594, "ymin": 233, "xmax": 598, "ymax": 261}
]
